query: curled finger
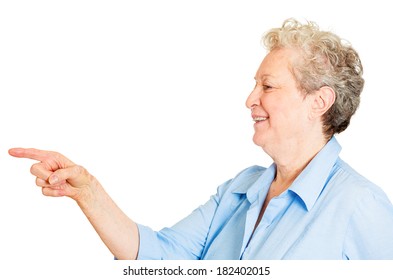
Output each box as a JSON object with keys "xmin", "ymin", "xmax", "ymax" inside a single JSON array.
[
  {"xmin": 35, "ymin": 177, "xmax": 49, "ymax": 188},
  {"xmin": 30, "ymin": 162, "xmax": 53, "ymax": 181},
  {"xmin": 42, "ymin": 187, "xmax": 66, "ymax": 197}
]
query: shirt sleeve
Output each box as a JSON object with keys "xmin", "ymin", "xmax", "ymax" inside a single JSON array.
[
  {"xmin": 136, "ymin": 179, "xmax": 232, "ymax": 260},
  {"xmin": 343, "ymin": 187, "xmax": 393, "ymax": 259}
]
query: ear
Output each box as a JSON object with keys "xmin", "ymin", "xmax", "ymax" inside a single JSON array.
[{"xmin": 309, "ymin": 86, "xmax": 336, "ymax": 119}]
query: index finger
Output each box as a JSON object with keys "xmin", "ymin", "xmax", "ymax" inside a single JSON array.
[{"xmin": 9, "ymin": 148, "xmax": 56, "ymax": 162}]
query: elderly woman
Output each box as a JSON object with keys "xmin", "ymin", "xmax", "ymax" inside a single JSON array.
[{"xmin": 9, "ymin": 18, "xmax": 393, "ymax": 259}]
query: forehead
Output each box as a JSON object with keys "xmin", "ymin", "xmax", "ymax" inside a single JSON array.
[{"xmin": 255, "ymin": 48, "xmax": 300, "ymax": 80}]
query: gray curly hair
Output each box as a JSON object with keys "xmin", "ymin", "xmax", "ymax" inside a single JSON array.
[{"xmin": 262, "ymin": 18, "xmax": 364, "ymax": 138}]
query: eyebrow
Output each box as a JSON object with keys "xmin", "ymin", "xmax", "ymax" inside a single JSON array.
[{"xmin": 254, "ymin": 74, "xmax": 274, "ymax": 82}]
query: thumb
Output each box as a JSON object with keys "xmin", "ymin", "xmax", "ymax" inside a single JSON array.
[{"xmin": 48, "ymin": 165, "xmax": 89, "ymax": 187}]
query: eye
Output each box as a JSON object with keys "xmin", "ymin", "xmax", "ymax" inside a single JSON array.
[{"xmin": 263, "ymin": 84, "xmax": 273, "ymax": 90}]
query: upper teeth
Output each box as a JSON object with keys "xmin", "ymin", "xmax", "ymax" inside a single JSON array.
[{"xmin": 253, "ymin": 117, "xmax": 267, "ymax": 122}]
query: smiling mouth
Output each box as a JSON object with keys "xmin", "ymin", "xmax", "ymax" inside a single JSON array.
[{"xmin": 253, "ymin": 117, "xmax": 268, "ymax": 122}]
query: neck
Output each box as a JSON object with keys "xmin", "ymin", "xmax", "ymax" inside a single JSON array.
[{"xmin": 270, "ymin": 135, "xmax": 328, "ymax": 189}]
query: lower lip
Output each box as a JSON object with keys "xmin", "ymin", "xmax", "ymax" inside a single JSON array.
[{"xmin": 254, "ymin": 120, "xmax": 268, "ymax": 127}]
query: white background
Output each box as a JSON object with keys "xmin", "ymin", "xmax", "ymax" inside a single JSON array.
[{"xmin": 0, "ymin": 0, "xmax": 392, "ymax": 278}]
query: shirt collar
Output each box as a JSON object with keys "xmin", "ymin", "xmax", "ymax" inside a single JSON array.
[
  {"xmin": 232, "ymin": 136, "xmax": 342, "ymax": 211},
  {"xmin": 288, "ymin": 136, "xmax": 341, "ymax": 211},
  {"xmin": 232, "ymin": 164, "xmax": 275, "ymax": 204}
]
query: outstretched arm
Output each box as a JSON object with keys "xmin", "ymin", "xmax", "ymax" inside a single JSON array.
[{"xmin": 8, "ymin": 148, "xmax": 139, "ymax": 260}]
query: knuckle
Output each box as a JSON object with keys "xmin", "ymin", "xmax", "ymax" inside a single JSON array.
[
  {"xmin": 52, "ymin": 151, "xmax": 63, "ymax": 160},
  {"xmin": 30, "ymin": 163, "xmax": 41, "ymax": 176},
  {"xmin": 41, "ymin": 187, "xmax": 49, "ymax": 196},
  {"xmin": 35, "ymin": 177, "xmax": 44, "ymax": 187},
  {"xmin": 74, "ymin": 165, "xmax": 86, "ymax": 176},
  {"xmin": 30, "ymin": 164, "xmax": 37, "ymax": 175}
]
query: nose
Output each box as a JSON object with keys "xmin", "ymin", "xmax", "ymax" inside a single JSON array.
[{"xmin": 245, "ymin": 85, "xmax": 261, "ymax": 109}]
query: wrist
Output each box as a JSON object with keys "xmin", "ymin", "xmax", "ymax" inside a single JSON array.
[{"xmin": 74, "ymin": 175, "xmax": 101, "ymax": 211}]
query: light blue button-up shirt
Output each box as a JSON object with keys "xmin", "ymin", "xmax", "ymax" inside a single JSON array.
[{"xmin": 136, "ymin": 137, "xmax": 393, "ymax": 259}]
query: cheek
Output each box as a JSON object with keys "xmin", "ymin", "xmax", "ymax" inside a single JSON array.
[
  {"xmin": 265, "ymin": 98, "xmax": 292, "ymax": 121},
  {"xmin": 270, "ymin": 101, "xmax": 309, "ymax": 130}
]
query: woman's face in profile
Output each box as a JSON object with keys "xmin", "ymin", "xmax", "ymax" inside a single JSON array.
[{"xmin": 246, "ymin": 48, "xmax": 314, "ymax": 153}]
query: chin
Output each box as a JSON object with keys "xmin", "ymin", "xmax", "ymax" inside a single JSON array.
[
  {"xmin": 253, "ymin": 131, "xmax": 277, "ymax": 153},
  {"xmin": 252, "ymin": 135, "xmax": 267, "ymax": 149}
]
